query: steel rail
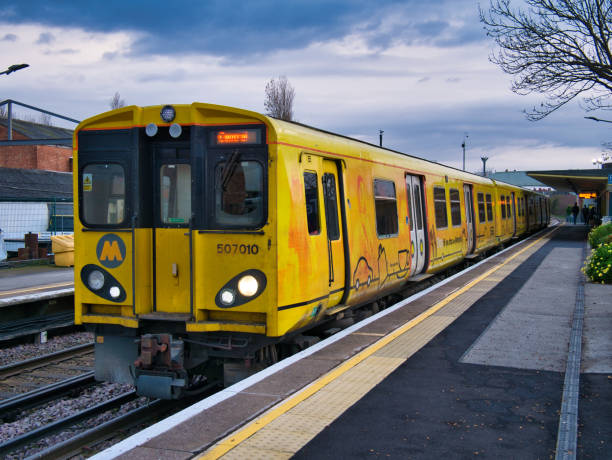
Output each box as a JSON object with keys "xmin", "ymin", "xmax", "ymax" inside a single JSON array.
[
  {"xmin": 0, "ymin": 342, "xmax": 94, "ymax": 380},
  {"xmin": 0, "ymin": 391, "xmax": 138, "ymax": 457},
  {"xmin": 24, "ymin": 398, "xmax": 168, "ymax": 460},
  {"xmin": 0, "ymin": 371, "xmax": 95, "ymax": 413}
]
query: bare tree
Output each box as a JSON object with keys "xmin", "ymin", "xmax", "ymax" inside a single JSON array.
[
  {"xmin": 264, "ymin": 76, "xmax": 295, "ymax": 121},
  {"xmin": 480, "ymin": 0, "xmax": 612, "ymax": 120},
  {"xmin": 39, "ymin": 113, "xmax": 53, "ymax": 126},
  {"xmin": 109, "ymin": 92, "xmax": 125, "ymax": 110}
]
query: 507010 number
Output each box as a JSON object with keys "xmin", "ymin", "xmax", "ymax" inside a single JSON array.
[{"xmin": 217, "ymin": 243, "xmax": 259, "ymax": 255}]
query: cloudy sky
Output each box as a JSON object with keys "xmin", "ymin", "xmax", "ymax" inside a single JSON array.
[{"xmin": 1, "ymin": 0, "xmax": 609, "ymax": 172}]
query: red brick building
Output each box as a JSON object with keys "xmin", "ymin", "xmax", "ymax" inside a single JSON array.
[{"xmin": 0, "ymin": 118, "xmax": 73, "ymax": 172}]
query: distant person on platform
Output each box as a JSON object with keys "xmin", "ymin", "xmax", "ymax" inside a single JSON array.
[
  {"xmin": 566, "ymin": 205, "xmax": 572, "ymax": 223},
  {"xmin": 572, "ymin": 203, "xmax": 579, "ymax": 224},
  {"xmin": 582, "ymin": 205, "xmax": 589, "ymax": 225}
]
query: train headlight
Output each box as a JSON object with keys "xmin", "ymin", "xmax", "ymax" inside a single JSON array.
[
  {"xmin": 237, "ymin": 275, "xmax": 258, "ymax": 297},
  {"xmin": 109, "ymin": 286, "xmax": 121, "ymax": 298},
  {"xmin": 160, "ymin": 105, "xmax": 176, "ymax": 122},
  {"xmin": 88, "ymin": 270, "xmax": 105, "ymax": 291},
  {"xmin": 220, "ymin": 289, "xmax": 236, "ymax": 306}
]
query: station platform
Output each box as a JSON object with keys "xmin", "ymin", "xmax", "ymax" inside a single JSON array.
[
  {"xmin": 0, "ymin": 265, "xmax": 74, "ymax": 340},
  {"xmin": 96, "ymin": 225, "xmax": 611, "ymax": 459},
  {"xmin": 0, "ymin": 265, "xmax": 74, "ymax": 307}
]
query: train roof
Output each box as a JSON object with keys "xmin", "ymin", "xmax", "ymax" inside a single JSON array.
[
  {"xmin": 265, "ymin": 116, "xmax": 533, "ymax": 192},
  {"xmin": 76, "ymin": 102, "xmax": 543, "ymax": 195}
]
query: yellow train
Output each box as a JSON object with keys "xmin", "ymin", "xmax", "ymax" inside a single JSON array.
[{"xmin": 74, "ymin": 103, "xmax": 550, "ymax": 398}]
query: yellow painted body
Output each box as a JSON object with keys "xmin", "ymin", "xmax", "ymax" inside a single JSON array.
[{"xmin": 74, "ymin": 103, "xmax": 548, "ymax": 342}]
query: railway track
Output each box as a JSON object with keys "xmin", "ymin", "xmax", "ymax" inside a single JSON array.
[{"xmin": 0, "ymin": 343, "xmax": 94, "ymax": 401}]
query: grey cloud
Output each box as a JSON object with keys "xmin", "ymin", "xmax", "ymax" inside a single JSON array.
[
  {"xmin": 2, "ymin": 33, "xmax": 17, "ymax": 41},
  {"xmin": 36, "ymin": 32, "xmax": 55, "ymax": 45}
]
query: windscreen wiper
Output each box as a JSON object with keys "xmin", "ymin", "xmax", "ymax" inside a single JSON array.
[{"xmin": 220, "ymin": 150, "xmax": 241, "ymax": 191}]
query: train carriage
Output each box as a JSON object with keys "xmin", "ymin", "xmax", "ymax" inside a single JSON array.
[{"xmin": 74, "ymin": 102, "xmax": 549, "ymax": 398}]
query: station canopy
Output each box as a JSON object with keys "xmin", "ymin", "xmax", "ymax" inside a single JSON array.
[{"xmin": 526, "ymin": 169, "xmax": 610, "ymax": 196}]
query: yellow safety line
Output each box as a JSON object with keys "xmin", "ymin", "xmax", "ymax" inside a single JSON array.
[
  {"xmin": 0, "ymin": 281, "xmax": 74, "ymax": 297},
  {"xmin": 198, "ymin": 226, "xmax": 558, "ymax": 460}
]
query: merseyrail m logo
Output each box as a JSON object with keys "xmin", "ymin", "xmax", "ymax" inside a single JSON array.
[{"xmin": 96, "ymin": 234, "xmax": 126, "ymax": 268}]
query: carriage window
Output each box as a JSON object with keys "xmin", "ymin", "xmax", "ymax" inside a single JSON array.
[
  {"xmin": 374, "ymin": 179, "xmax": 398, "ymax": 237},
  {"xmin": 304, "ymin": 172, "xmax": 320, "ymax": 235},
  {"xmin": 160, "ymin": 164, "xmax": 191, "ymax": 225},
  {"xmin": 322, "ymin": 173, "xmax": 340, "ymax": 240},
  {"xmin": 477, "ymin": 193, "xmax": 486, "ymax": 223},
  {"xmin": 82, "ymin": 163, "xmax": 125, "ymax": 225},
  {"xmin": 214, "ymin": 160, "xmax": 264, "ymax": 228},
  {"xmin": 486, "ymin": 194, "xmax": 493, "ymax": 221},
  {"xmin": 501, "ymin": 195, "xmax": 506, "ymax": 219},
  {"xmin": 450, "ymin": 188, "xmax": 461, "ymax": 226},
  {"xmin": 433, "ymin": 186, "xmax": 448, "ymax": 229},
  {"xmin": 506, "ymin": 196, "xmax": 512, "ymax": 218}
]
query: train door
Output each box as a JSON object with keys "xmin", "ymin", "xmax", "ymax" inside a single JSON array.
[
  {"xmin": 406, "ymin": 175, "xmax": 426, "ymax": 276},
  {"xmin": 511, "ymin": 192, "xmax": 517, "ymax": 236},
  {"xmin": 153, "ymin": 143, "xmax": 192, "ymax": 314},
  {"xmin": 463, "ymin": 184, "xmax": 475, "ymax": 254},
  {"xmin": 321, "ymin": 159, "xmax": 346, "ymax": 305}
]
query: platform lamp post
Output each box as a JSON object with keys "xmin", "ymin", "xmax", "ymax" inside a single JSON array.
[
  {"xmin": 481, "ymin": 156, "xmax": 489, "ymax": 177},
  {"xmin": 461, "ymin": 133, "xmax": 469, "ymax": 171},
  {"xmin": 379, "ymin": 130, "xmax": 384, "ymax": 147},
  {"xmin": 1, "ymin": 64, "xmax": 30, "ymax": 142}
]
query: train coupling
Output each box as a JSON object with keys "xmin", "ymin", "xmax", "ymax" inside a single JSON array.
[{"xmin": 133, "ymin": 334, "xmax": 187, "ymax": 399}]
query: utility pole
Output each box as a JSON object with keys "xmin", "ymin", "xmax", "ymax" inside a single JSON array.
[
  {"xmin": 461, "ymin": 133, "xmax": 469, "ymax": 170},
  {"xmin": 481, "ymin": 156, "xmax": 489, "ymax": 177}
]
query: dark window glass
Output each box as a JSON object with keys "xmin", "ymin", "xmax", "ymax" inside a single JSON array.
[
  {"xmin": 160, "ymin": 164, "xmax": 191, "ymax": 225},
  {"xmin": 214, "ymin": 160, "xmax": 264, "ymax": 228},
  {"xmin": 450, "ymin": 188, "xmax": 461, "ymax": 226},
  {"xmin": 82, "ymin": 163, "xmax": 125, "ymax": 225},
  {"xmin": 507, "ymin": 196, "xmax": 512, "ymax": 218},
  {"xmin": 501, "ymin": 195, "xmax": 506, "ymax": 219},
  {"xmin": 322, "ymin": 173, "xmax": 340, "ymax": 240},
  {"xmin": 434, "ymin": 186, "xmax": 448, "ymax": 229},
  {"xmin": 406, "ymin": 184, "xmax": 413, "ymax": 231},
  {"xmin": 374, "ymin": 179, "xmax": 398, "ymax": 237},
  {"xmin": 304, "ymin": 172, "xmax": 320, "ymax": 235},
  {"xmin": 413, "ymin": 185, "xmax": 423, "ymax": 230},
  {"xmin": 486, "ymin": 194, "xmax": 493, "ymax": 221},
  {"xmin": 477, "ymin": 192, "xmax": 486, "ymax": 223}
]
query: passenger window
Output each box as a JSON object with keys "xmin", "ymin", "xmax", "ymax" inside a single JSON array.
[
  {"xmin": 477, "ymin": 192, "xmax": 486, "ymax": 223},
  {"xmin": 303, "ymin": 171, "xmax": 320, "ymax": 235},
  {"xmin": 501, "ymin": 195, "xmax": 506, "ymax": 219},
  {"xmin": 374, "ymin": 179, "xmax": 398, "ymax": 237},
  {"xmin": 160, "ymin": 164, "xmax": 191, "ymax": 225},
  {"xmin": 433, "ymin": 186, "xmax": 448, "ymax": 229},
  {"xmin": 413, "ymin": 185, "xmax": 423, "ymax": 230},
  {"xmin": 506, "ymin": 196, "xmax": 512, "ymax": 218},
  {"xmin": 449, "ymin": 188, "xmax": 461, "ymax": 227},
  {"xmin": 486, "ymin": 194, "xmax": 493, "ymax": 222},
  {"xmin": 322, "ymin": 173, "xmax": 340, "ymax": 240},
  {"xmin": 214, "ymin": 159, "xmax": 264, "ymax": 228},
  {"xmin": 82, "ymin": 163, "xmax": 125, "ymax": 226}
]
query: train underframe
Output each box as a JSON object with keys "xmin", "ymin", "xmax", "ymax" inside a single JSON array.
[{"xmin": 88, "ymin": 298, "xmax": 390, "ymax": 399}]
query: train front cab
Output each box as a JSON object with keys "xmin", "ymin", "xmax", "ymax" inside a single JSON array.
[{"xmin": 74, "ymin": 104, "xmax": 281, "ymax": 398}]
